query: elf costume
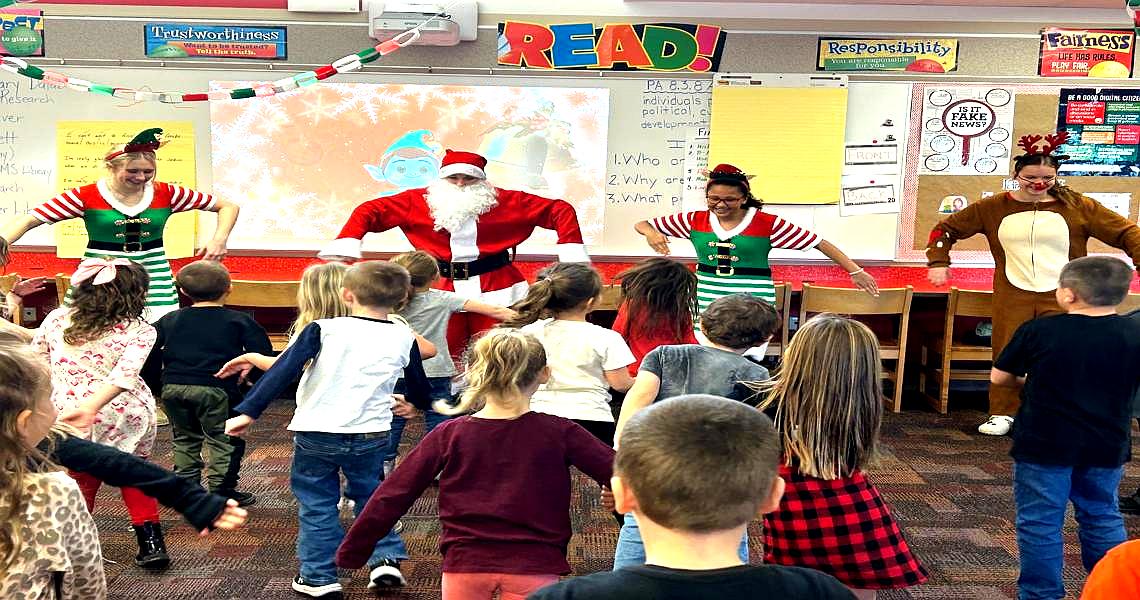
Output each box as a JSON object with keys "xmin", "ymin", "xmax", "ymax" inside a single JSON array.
[
  {"xmin": 30, "ymin": 129, "xmax": 216, "ymax": 320},
  {"xmin": 927, "ymin": 131, "xmax": 1140, "ymax": 418},
  {"xmin": 647, "ymin": 164, "xmax": 821, "ymax": 314}
]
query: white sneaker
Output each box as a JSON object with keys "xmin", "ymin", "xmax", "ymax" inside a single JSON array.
[
  {"xmin": 291, "ymin": 575, "xmax": 343, "ymax": 597},
  {"xmin": 978, "ymin": 415, "xmax": 1014, "ymax": 436},
  {"xmin": 367, "ymin": 559, "xmax": 406, "ymax": 589}
]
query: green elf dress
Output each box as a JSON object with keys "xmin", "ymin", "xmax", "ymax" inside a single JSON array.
[
  {"xmin": 648, "ymin": 207, "xmax": 820, "ymax": 312},
  {"xmin": 31, "ymin": 180, "xmax": 215, "ymax": 321}
]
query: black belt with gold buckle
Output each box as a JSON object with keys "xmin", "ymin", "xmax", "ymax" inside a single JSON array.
[
  {"xmin": 437, "ymin": 251, "xmax": 511, "ymax": 281},
  {"xmin": 696, "ymin": 263, "xmax": 772, "ymax": 277}
]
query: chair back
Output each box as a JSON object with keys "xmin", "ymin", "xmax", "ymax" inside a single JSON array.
[
  {"xmin": 948, "ymin": 287, "xmax": 993, "ymax": 319},
  {"xmin": 226, "ymin": 280, "xmax": 300, "ymax": 308},
  {"xmin": 1118, "ymin": 292, "xmax": 1140, "ymax": 315},
  {"xmin": 55, "ymin": 274, "xmax": 70, "ymax": 306},
  {"xmin": 767, "ymin": 282, "xmax": 791, "ymax": 356},
  {"xmin": 799, "ymin": 283, "xmax": 914, "ymax": 412},
  {"xmin": 0, "ymin": 274, "xmax": 18, "ymax": 295},
  {"xmin": 800, "ymin": 283, "xmax": 913, "ymax": 319}
]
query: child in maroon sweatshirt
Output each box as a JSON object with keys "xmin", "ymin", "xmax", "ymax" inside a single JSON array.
[{"xmin": 337, "ymin": 328, "xmax": 615, "ymax": 599}]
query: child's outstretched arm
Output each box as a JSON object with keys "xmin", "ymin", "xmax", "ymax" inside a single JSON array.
[
  {"xmin": 226, "ymin": 322, "xmax": 323, "ymax": 435},
  {"xmin": 614, "ymin": 371, "xmax": 661, "ymax": 447},
  {"xmin": 336, "ymin": 429, "xmax": 447, "ymax": 569},
  {"xmin": 990, "ymin": 367, "xmax": 1025, "ymax": 388},
  {"xmin": 461, "ymin": 298, "xmax": 518, "ymax": 322},
  {"xmin": 48, "ymin": 432, "xmax": 248, "ymax": 533},
  {"xmin": 604, "ymin": 367, "xmax": 635, "ymax": 393}
]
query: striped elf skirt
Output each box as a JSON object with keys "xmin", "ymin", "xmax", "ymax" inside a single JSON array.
[
  {"xmin": 695, "ymin": 269, "xmax": 777, "ymax": 324},
  {"xmin": 67, "ymin": 246, "xmax": 179, "ymax": 322}
]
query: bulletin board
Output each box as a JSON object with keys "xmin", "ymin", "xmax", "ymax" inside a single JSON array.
[{"xmin": 898, "ymin": 83, "xmax": 1140, "ymax": 263}]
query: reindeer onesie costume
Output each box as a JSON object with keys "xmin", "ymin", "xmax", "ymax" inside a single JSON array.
[{"xmin": 927, "ymin": 131, "xmax": 1140, "ymax": 418}]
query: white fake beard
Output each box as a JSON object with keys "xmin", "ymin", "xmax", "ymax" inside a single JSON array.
[{"xmin": 424, "ymin": 180, "xmax": 499, "ymax": 232}]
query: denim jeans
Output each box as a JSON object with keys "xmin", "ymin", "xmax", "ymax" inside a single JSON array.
[
  {"xmin": 292, "ymin": 431, "xmax": 409, "ymax": 585},
  {"xmin": 613, "ymin": 512, "xmax": 749, "ymax": 570},
  {"xmin": 1013, "ymin": 461, "xmax": 1126, "ymax": 600},
  {"xmin": 385, "ymin": 377, "xmax": 454, "ymax": 463}
]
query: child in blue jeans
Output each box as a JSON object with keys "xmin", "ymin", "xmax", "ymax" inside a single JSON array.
[
  {"xmin": 992, "ymin": 256, "xmax": 1140, "ymax": 600},
  {"xmin": 384, "ymin": 251, "xmax": 515, "ymax": 472},
  {"xmin": 226, "ymin": 261, "xmax": 431, "ymax": 598}
]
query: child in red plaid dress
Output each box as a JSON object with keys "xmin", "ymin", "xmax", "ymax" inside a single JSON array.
[{"xmin": 755, "ymin": 314, "xmax": 927, "ymax": 599}]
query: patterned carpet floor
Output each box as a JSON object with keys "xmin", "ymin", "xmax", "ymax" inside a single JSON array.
[{"xmin": 94, "ymin": 395, "xmax": 1140, "ymax": 599}]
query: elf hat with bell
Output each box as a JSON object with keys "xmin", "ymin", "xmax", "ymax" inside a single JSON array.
[{"xmin": 438, "ymin": 150, "xmax": 488, "ymax": 180}]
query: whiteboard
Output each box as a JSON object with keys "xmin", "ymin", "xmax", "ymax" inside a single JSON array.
[{"xmin": 0, "ymin": 67, "xmax": 909, "ymax": 260}]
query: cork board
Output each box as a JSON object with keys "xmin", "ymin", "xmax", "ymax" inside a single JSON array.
[{"xmin": 904, "ymin": 88, "xmax": 1139, "ymax": 260}]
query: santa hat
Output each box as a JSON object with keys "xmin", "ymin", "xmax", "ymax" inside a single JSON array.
[
  {"xmin": 438, "ymin": 150, "xmax": 487, "ymax": 180},
  {"xmin": 704, "ymin": 163, "xmax": 754, "ymax": 190}
]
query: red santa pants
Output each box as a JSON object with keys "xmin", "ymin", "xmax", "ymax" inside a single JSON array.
[
  {"xmin": 989, "ymin": 288, "xmax": 1062, "ymax": 415},
  {"xmin": 446, "ymin": 313, "xmax": 500, "ymax": 364},
  {"xmin": 70, "ymin": 470, "xmax": 161, "ymax": 526}
]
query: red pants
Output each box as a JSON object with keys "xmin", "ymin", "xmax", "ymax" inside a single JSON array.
[
  {"xmin": 441, "ymin": 572, "xmax": 559, "ymax": 600},
  {"xmin": 446, "ymin": 313, "xmax": 499, "ymax": 365},
  {"xmin": 69, "ymin": 470, "xmax": 161, "ymax": 526},
  {"xmin": 989, "ymin": 288, "xmax": 1062, "ymax": 415}
]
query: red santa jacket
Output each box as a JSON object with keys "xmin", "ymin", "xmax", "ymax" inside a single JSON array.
[{"xmin": 320, "ymin": 187, "xmax": 588, "ymax": 304}]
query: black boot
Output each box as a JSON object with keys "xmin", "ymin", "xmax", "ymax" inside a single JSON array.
[{"xmin": 133, "ymin": 521, "xmax": 171, "ymax": 568}]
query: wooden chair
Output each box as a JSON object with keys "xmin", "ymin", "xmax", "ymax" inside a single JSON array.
[
  {"xmin": 764, "ymin": 282, "xmax": 791, "ymax": 358},
  {"xmin": 0, "ymin": 274, "xmax": 20, "ymax": 324},
  {"xmin": 226, "ymin": 280, "xmax": 300, "ymax": 350},
  {"xmin": 1118, "ymin": 292, "xmax": 1140, "ymax": 314},
  {"xmin": 919, "ymin": 288, "xmax": 993, "ymax": 414},
  {"xmin": 595, "ymin": 284, "xmax": 622, "ymax": 311},
  {"xmin": 799, "ymin": 283, "xmax": 914, "ymax": 412},
  {"xmin": 54, "ymin": 274, "xmax": 70, "ymax": 307}
]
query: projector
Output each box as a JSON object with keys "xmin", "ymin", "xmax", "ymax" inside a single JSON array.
[{"xmin": 367, "ymin": 1, "xmax": 478, "ymax": 46}]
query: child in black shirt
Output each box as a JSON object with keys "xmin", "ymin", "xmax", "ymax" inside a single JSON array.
[
  {"xmin": 992, "ymin": 256, "xmax": 1140, "ymax": 600},
  {"xmin": 528, "ymin": 395, "xmax": 853, "ymax": 600},
  {"xmin": 148, "ymin": 260, "xmax": 272, "ymax": 506}
]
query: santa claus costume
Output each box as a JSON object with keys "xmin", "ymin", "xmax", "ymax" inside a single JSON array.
[{"xmin": 321, "ymin": 150, "xmax": 589, "ymax": 334}]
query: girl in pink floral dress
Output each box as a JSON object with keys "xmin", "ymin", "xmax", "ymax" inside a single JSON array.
[{"xmin": 31, "ymin": 258, "xmax": 171, "ymax": 569}]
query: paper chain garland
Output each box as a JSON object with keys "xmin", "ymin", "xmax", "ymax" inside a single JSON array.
[{"xmin": 0, "ymin": 24, "xmax": 424, "ymax": 104}]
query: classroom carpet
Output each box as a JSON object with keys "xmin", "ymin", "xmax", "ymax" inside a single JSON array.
[{"xmin": 93, "ymin": 396, "xmax": 1140, "ymax": 600}]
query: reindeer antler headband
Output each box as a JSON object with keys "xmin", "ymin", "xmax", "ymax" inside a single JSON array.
[{"xmin": 1016, "ymin": 130, "xmax": 1070, "ymax": 160}]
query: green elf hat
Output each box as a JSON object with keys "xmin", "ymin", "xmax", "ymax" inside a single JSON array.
[{"xmin": 105, "ymin": 128, "xmax": 166, "ymax": 161}]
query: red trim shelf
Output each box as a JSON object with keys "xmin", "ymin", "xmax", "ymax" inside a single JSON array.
[{"xmin": 3, "ymin": 250, "xmax": 1006, "ymax": 293}]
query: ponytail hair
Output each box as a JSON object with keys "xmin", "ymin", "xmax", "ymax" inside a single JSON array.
[
  {"xmin": 437, "ymin": 328, "xmax": 547, "ymax": 415},
  {"xmin": 503, "ymin": 262, "xmax": 603, "ymax": 327}
]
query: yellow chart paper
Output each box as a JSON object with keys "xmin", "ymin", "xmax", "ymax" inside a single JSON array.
[
  {"xmin": 708, "ymin": 87, "xmax": 847, "ymax": 204},
  {"xmin": 54, "ymin": 121, "xmax": 198, "ymax": 258}
]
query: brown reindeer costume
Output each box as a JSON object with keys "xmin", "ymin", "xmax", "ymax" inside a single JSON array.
[{"xmin": 927, "ymin": 131, "xmax": 1140, "ymax": 417}]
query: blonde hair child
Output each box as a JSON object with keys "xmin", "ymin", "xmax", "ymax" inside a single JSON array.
[
  {"xmin": 754, "ymin": 314, "xmax": 927, "ymax": 599},
  {"xmin": 382, "ymin": 251, "xmax": 516, "ymax": 469},
  {"xmin": 0, "ymin": 340, "xmax": 106, "ymax": 599},
  {"xmin": 337, "ymin": 329, "xmax": 616, "ymax": 600},
  {"xmin": 505, "ymin": 263, "xmax": 636, "ymax": 445},
  {"xmin": 217, "ymin": 262, "xmax": 436, "ymax": 379}
]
